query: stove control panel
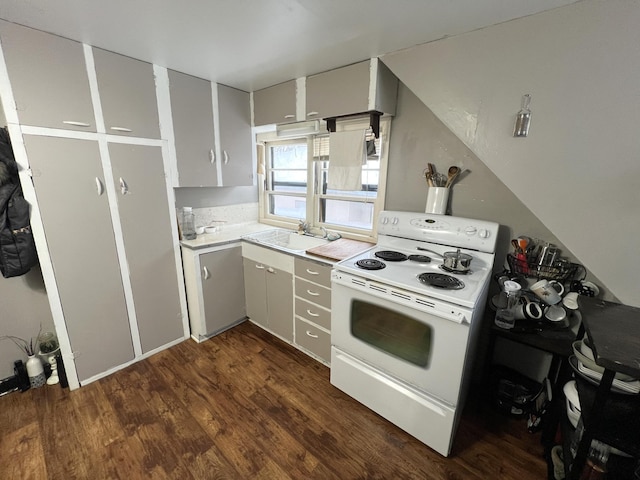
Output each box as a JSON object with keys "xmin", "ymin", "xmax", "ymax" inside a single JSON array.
[{"xmin": 378, "ymin": 211, "xmax": 499, "ymax": 253}]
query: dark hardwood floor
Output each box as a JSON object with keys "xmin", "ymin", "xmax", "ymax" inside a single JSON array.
[{"xmin": 0, "ymin": 321, "xmax": 547, "ymax": 479}]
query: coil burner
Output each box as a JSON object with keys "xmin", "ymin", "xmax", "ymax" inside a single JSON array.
[
  {"xmin": 418, "ymin": 273, "xmax": 465, "ymax": 290},
  {"xmin": 408, "ymin": 255, "xmax": 432, "ymax": 263},
  {"xmin": 355, "ymin": 259, "xmax": 386, "ymax": 271},
  {"xmin": 374, "ymin": 250, "xmax": 408, "ymax": 262}
]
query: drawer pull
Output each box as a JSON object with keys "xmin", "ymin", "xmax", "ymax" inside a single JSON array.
[
  {"xmin": 267, "ymin": 267, "xmax": 275, "ymax": 274},
  {"xmin": 305, "ymin": 269, "xmax": 319, "ymax": 275},
  {"xmin": 255, "ymin": 264, "xmax": 265, "ymax": 269},
  {"xmin": 306, "ymin": 309, "xmax": 319, "ymax": 317},
  {"xmin": 62, "ymin": 120, "xmax": 90, "ymax": 127},
  {"xmin": 305, "ymin": 330, "xmax": 319, "ymax": 339},
  {"xmin": 203, "ymin": 266, "xmax": 211, "ymax": 280},
  {"xmin": 209, "ymin": 149, "xmax": 215, "ymax": 164},
  {"xmin": 284, "ymin": 114, "xmax": 295, "ymax": 119},
  {"xmin": 306, "ymin": 289, "xmax": 319, "ymax": 296},
  {"xmin": 110, "ymin": 126, "xmax": 133, "ymax": 133}
]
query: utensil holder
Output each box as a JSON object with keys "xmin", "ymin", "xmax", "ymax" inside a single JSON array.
[{"xmin": 425, "ymin": 187, "xmax": 449, "ymax": 214}]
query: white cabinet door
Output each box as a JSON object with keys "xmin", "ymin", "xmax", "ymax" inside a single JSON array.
[
  {"xmin": 168, "ymin": 70, "xmax": 218, "ymax": 187},
  {"xmin": 253, "ymin": 80, "xmax": 297, "ymax": 126},
  {"xmin": 108, "ymin": 143, "xmax": 184, "ymax": 353},
  {"xmin": 217, "ymin": 84, "xmax": 253, "ymax": 186},
  {"xmin": 93, "ymin": 48, "xmax": 161, "ymax": 139},
  {"xmin": 24, "ymin": 135, "xmax": 134, "ymax": 382},
  {"xmin": 0, "ymin": 20, "xmax": 95, "ymax": 131}
]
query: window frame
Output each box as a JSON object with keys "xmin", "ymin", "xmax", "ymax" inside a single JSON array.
[{"xmin": 257, "ymin": 116, "xmax": 390, "ymax": 242}]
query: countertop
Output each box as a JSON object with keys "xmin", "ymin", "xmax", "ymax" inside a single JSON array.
[
  {"xmin": 180, "ymin": 222, "xmax": 364, "ymax": 265},
  {"xmin": 180, "ymin": 222, "xmax": 274, "ymax": 250}
]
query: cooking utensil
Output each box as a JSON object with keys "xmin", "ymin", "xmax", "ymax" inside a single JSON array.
[
  {"xmin": 416, "ymin": 246, "xmax": 472, "ymax": 272},
  {"xmin": 426, "ymin": 163, "xmax": 435, "ymax": 187},
  {"xmin": 444, "ymin": 166, "xmax": 460, "ymax": 188}
]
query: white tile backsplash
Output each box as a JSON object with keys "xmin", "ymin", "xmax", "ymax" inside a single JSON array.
[{"xmin": 192, "ymin": 202, "xmax": 259, "ymax": 228}]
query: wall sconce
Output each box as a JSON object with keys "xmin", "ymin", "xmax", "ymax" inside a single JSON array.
[{"xmin": 513, "ymin": 94, "xmax": 531, "ymax": 137}]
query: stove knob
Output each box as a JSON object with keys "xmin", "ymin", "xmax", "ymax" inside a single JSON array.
[
  {"xmin": 465, "ymin": 226, "xmax": 477, "ymax": 236},
  {"xmin": 392, "ymin": 217, "xmax": 399, "ymax": 225},
  {"xmin": 478, "ymin": 228, "xmax": 490, "ymax": 238}
]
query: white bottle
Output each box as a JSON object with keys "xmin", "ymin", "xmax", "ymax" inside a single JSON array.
[{"xmin": 495, "ymin": 281, "xmax": 522, "ymax": 329}]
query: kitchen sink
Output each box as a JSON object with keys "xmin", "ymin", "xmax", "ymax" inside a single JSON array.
[{"xmin": 243, "ymin": 229, "xmax": 329, "ymax": 252}]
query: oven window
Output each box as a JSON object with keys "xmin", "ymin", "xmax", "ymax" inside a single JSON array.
[{"xmin": 350, "ymin": 299, "xmax": 432, "ymax": 367}]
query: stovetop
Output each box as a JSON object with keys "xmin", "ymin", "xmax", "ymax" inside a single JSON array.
[{"xmin": 333, "ymin": 211, "xmax": 500, "ymax": 308}]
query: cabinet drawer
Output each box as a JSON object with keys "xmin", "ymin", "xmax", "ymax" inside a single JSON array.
[
  {"xmin": 295, "ymin": 318, "xmax": 330, "ymax": 364},
  {"xmin": 296, "ymin": 278, "xmax": 331, "ymax": 309},
  {"xmin": 295, "ymin": 297, "xmax": 330, "ymax": 330},
  {"xmin": 295, "ymin": 258, "xmax": 332, "ymax": 287}
]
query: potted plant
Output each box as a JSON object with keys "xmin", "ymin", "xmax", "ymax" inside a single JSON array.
[{"xmin": 1, "ymin": 326, "xmax": 46, "ymax": 388}]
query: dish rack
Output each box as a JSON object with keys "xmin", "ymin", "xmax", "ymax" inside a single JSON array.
[{"xmin": 507, "ymin": 254, "xmax": 582, "ymax": 282}]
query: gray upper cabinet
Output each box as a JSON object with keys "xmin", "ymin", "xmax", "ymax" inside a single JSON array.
[
  {"xmin": 253, "ymin": 80, "xmax": 297, "ymax": 126},
  {"xmin": 217, "ymin": 84, "xmax": 253, "ymax": 186},
  {"xmin": 93, "ymin": 48, "xmax": 161, "ymax": 139},
  {"xmin": 168, "ymin": 70, "xmax": 218, "ymax": 187},
  {"xmin": 0, "ymin": 20, "xmax": 96, "ymax": 131},
  {"xmin": 305, "ymin": 58, "xmax": 398, "ymax": 119}
]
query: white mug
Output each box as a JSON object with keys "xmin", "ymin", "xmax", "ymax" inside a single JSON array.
[
  {"xmin": 530, "ymin": 279, "xmax": 564, "ymax": 305},
  {"xmin": 562, "ymin": 291, "xmax": 580, "ymax": 310},
  {"xmin": 514, "ymin": 301, "xmax": 543, "ymax": 320}
]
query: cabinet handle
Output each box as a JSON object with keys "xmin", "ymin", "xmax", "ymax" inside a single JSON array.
[
  {"xmin": 267, "ymin": 267, "xmax": 275, "ymax": 274},
  {"xmin": 306, "ymin": 309, "xmax": 319, "ymax": 317},
  {"xmin": 305, "ymin": 269, "xmax": 319, "ymax": 275},
  {"xmin": 306, "ymin": 289, "xmax": 319, "ymax": 296},
  {"xmin": 255, "ymin": 264, "xmax": 265, "ymax": 270},
  {"xmin": 119, "ymin": 178, "xmax": 128, "ymax": 195},
  {"xmin": 306, "ymin": 111, "xmax": 319, "ymax": 117},
  {"xmin": 95, "ymin": 177, "xmax": 104, "ymax": 196},
  {"xmin": 109, "ymin": 126, "xmax": 133, "ymax": 133},
  {"xmin": 62, "ymin": 120, "xmax": 91, "ymax": 127},
  {"xmin": 203, "ymin": 266, "xmax": 210, "ymax": 280},
  {"xmin": 209, "ymin": 149, "xmax": 215, "ymax": 164},
  {"xmin": 305, "ymin": 330, "xmax": 319, "ymax": 339},
  {"xmin": 223, "ymin": 150, "xmax": 229, "ymax": 165},
  {"xmin": 284, "ymin": 114, "xmax": 295, "ymax": 119}
]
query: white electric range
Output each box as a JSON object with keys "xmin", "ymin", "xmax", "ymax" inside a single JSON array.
[{"xmin": 330, "ymin": 210, "xmax": 499, "ymax": 456}]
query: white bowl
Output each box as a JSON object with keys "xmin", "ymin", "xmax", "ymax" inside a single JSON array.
[{"xmin": 204, "ymin": 226, "xmax": 218, "ymax": 234}]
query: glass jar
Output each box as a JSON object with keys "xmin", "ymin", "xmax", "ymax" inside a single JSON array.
[
  {"xmin": 495, "ymin": 280, "xmax": 522, "ymax": 329},
  {"xmin": 180, "ymin": 207, "xmax": 196, "ymax": 240}
]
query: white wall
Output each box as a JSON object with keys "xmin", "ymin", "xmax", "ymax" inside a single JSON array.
[{"xmin": 383, "ymin": 0, "xmax": 640, "ymax": 307}]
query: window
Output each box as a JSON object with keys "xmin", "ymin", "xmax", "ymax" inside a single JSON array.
[{"xmin": 259, "ymin": 117, "xmax": 390, "ymax": 240}]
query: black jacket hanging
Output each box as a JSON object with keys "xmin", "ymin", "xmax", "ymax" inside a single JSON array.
[{"xmin": 0, "ymin": 127, "xmax": 38, "ymax": 278}]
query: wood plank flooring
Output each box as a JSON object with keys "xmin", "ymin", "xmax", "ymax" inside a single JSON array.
[{"xmin": 0, "ymin": 321, "xmax": 547, "ymax": 479}]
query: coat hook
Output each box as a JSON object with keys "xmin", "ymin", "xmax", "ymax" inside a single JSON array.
[{"xmin": 513, "ymin": 94, "xmax": 531, "ymax": 137}]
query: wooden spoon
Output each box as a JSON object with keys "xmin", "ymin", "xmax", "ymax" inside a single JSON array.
[{"xmin": 445, "ymin": 166, "xmax": 460, "ymax": 188}]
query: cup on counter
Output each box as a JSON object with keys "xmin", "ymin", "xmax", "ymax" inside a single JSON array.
[
  {"xmin": 530, "ymin": 279, "xmax": 564, "ymax": 305},
  {"xmin": 562, "ymin": 291, "xmax": 580, "ymax": 310},
  {"xmin": 514, "ymin": 301, "xmax": 543, "ymax": 320},
  {"xmin": 544, "ymin": 304, "xmax": 568, "ymax": 328}
]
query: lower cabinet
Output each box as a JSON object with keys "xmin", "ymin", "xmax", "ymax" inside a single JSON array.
[
  {"xmin": 23, "ymin": 135, "xmax": 186, "ymax": 385},
  {"xmin": 241, "ymin": 242, "xmax": 333, "ymax": 365},
  {"xmin": 182, "ymin": 242, "xmax": 246, "ymax": 342},
  {"xmin": 242, "ymin": 243, "xmax": 294, "ymax": 342}
]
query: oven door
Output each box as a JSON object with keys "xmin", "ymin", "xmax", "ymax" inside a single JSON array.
[{"xmin": 331, "ymin": 275, "xmax": 472, "ymax": 405}]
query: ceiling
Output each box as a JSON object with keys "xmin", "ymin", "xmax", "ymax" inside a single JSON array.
[{"xmin": 0, "ymin": 0, "xmax": 579, "ymax": 92}]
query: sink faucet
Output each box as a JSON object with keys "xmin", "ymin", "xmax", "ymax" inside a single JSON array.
[{"xmin": 298, "ymin": 220, "xmax": 327, "ymax": 238}]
